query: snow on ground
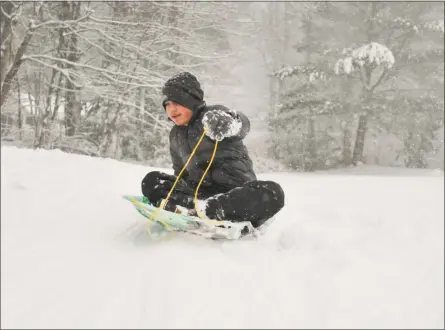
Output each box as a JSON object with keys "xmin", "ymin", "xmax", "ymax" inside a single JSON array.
[{"xmin": 1, "ymin": 146, "xmax": 444, "ymax": 329}]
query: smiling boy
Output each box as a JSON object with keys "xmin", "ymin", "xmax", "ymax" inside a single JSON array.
[{"xmin": 141, "ymin": 72, "xmax": 284, "ymax": 228}]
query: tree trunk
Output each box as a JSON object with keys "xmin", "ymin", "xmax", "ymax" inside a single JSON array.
[
  {"xmin": 0, "ymin": 2, "xmax": 42, "ymax": 107},
  {"xmin": 352, "ymin": 112, "xmax": 369, "ymax": 165},
  {"xmin": 60, "ymin": 1, "xmax": 82, "ymax": 137},
  {"xmin": 17, "ymin": 76, "xmax": 22, "ymax": 140},
  {"xmin": 342, "ymin": 119, "xmax": 352, "ymax": 166},
  {"xmin": 351, "ymin": 2, "xmax": 378, "ymax": 166},
  {"xmin": 304, "ymin": 15, "xmax": 317, "ymax": 171},
  {"xmin": 305, "ymin": 113, "xmax": 316, "ymax": 171},
  {"xmin": 0, "ymin": 1, "xmax": 15, "ymax": 85},
  {"xmin": 0, "ymin": 31, "xmax": 34, "ymax": 107},
  {"xmin": 65, "ymin": 82, "xmax": 81, "ymax": 136},
  {"xmin": 33, "ymin": 72, "xmax": 44, "ymax": 148},
  {"xmin": 99, "ymin": 106, "xmax": 121, "ymax": 158}
]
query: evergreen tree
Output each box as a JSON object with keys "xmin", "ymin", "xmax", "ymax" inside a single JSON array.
[{"xmin": 272, "ymin": 2, "xmax": 444, "ymax": 170}]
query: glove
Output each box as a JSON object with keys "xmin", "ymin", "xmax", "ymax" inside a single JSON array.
[{"xmin": 202, "ymin": 109, "xmax": 242, "ymax": 141}]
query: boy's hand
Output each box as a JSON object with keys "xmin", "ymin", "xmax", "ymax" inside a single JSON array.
[{"xmin": 202, "ymin": 109, "xmax": 242, "ymax": 141}]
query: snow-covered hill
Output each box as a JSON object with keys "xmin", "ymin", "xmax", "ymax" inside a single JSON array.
[{"xmin": 1, "ymin": 146, "xmax": 443, "ymax": 329}]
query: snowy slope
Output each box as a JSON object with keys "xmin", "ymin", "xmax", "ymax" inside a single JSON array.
[{"xmin": 1, "ymin": 146, "xmax": 443, "ymax": 329}]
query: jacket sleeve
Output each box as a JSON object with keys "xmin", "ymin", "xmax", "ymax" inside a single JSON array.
[{"xmin": 233, "ymin": 110, "xmax": 250, "ymax": 140}]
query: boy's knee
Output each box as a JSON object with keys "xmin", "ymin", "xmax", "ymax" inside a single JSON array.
[
  {"xmin": 266, "ymin": 181, "xmax": 285, "ymax": 209},
  {"xmin": 141, "ymin": 171, "xmax": 164, "ymax": 197},
  {"xmin": 246, "ymin": 180, "xmax": 285, "ymax": 209},
  {"xmin": 142, "ymin": 170, "xmax": 158, "ymax": 186}
]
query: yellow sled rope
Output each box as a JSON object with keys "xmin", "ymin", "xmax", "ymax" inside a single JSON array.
[{"xmin": 147, "ymin": 127, "xmax": 223, "ymax": 234}]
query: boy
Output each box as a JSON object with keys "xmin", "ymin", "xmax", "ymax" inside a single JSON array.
[{"xmin": 141, "ymin": 72, "xmax": 284, "ymax": 228}]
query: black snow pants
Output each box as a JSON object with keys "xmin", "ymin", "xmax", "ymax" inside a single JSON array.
[{"xmin": 141, "ymin": 171, "xmax": 285, "ymax": 228}]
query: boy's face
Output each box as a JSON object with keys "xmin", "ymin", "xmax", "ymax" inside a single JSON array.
[{"xmin": 165, "ymin": 101, "xmax": 193, "ymax": 126}]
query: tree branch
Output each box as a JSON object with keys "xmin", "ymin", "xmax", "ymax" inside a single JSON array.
[
  {"xmin": 369, "ymin": 69, "xmax": 389, "ymax": 93},
  {"xmin": 30, "ymin": 11, "xmax": 91, "ymax": 30},
  {"xmin": 22, "ymin": 54, "xmax": 161, "ymax": 87}
]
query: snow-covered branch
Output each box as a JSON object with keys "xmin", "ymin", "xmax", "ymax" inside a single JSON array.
[
  {"xmin": 88, "ymin": 16, "xmax": 192, "ymax": 38},
  {"xmin": 335, "ymin": 42, "xmax": 395, "ymax": 76},
  {"xmin": 30, "ymin": 12, "xmax": 92, "ymax": 30},
  {"xmin": 424, "ymin": 19, "xmax": 444, "ymax": 33},
  {"xmin": 275, "ymin": 65, "xmax": 327, "ymax": 82},
  {"xmin": 22, "ymin": 54, "xmax": 161, "ymax": 88}
]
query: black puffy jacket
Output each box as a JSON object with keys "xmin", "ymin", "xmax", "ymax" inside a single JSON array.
[{"xmin": 169, "ymin": 104, "xmax": 257, "ymax": 198}]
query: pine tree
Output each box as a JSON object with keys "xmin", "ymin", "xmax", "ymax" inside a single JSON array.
[{"xmin": 273, "ymin": 2, "xmax": 444, "ymax": 169}]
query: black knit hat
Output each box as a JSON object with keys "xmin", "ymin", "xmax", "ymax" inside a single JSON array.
[{"xmin": 162, "ymin": 72, "xmax": 205, "ymax": 112}]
